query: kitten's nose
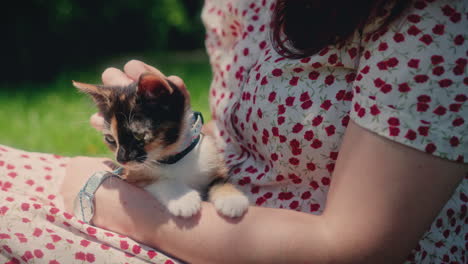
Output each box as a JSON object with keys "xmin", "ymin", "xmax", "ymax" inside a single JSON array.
[{"xmin": 116, "ymin": 148, "xmax": 130, "ymax": 164}]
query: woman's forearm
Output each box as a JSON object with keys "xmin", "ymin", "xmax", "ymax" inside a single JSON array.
[{"xmin": 93, "ymin": 178, "xmax": 331, "ymax": 264}]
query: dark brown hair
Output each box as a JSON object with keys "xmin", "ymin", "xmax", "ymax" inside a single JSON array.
[{"xmin": 271, "ymin": 0, "xmax": 410, "ymax": 58}]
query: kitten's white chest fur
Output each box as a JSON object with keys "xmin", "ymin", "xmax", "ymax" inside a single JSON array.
[{"xmin": 142, "ymin": 132, "xmax": 248, "ymax": 218}]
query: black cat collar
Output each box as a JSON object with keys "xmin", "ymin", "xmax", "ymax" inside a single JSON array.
[{"xmin": 157, "ymin": 111, "xmax": 204, "ymax": 165}]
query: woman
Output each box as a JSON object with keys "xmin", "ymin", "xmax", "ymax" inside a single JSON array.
[{"xmin": 1, "ymin": 0, "xmax": 466, "ymax": 263}]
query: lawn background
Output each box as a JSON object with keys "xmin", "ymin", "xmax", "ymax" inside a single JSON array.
[{"xmin": 0, "ymin": 51, "xmax": 212, "ymax": 157}]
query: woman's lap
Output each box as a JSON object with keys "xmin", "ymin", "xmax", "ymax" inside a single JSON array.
[{"xmin": 0, "ymin": 145, "xmax": 177, "ymax": 264}]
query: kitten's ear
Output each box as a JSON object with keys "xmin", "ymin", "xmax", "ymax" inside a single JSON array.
[
  {"xmin": 137, "ymin": 73, "xmax": 173, "ymax": 99},
  {"xmin": 73, "ymin": 81, "xmax": 111, "ymax": 109}
]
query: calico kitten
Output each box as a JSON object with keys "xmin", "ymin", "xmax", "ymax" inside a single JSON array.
[{"xmin": 73, "ymin": 72, "xmax": 249, "ymax": 218}]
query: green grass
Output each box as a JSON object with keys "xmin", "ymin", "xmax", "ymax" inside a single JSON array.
[{"xmin": 0, "ymin": 51, "xmax": 212, "ymax": 157}]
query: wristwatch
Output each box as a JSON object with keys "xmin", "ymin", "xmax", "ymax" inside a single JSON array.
[{"xmin": 73, "ymin": 169, "xmax": 122, "ymax": 224}]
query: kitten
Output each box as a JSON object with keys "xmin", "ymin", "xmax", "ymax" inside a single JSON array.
[{"xmin": 73, "ymin": 72, "xmax": 249, "ymax": 218}]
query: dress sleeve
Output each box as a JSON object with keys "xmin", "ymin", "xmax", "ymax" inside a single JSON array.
[{"xmin": 349, "ymin": 0, "xmax": 467, "ymax": 163}]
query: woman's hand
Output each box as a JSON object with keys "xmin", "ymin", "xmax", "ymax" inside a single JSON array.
[
  {"xmin": 60, "ymin": 157, "xmax": 114, "ymax": 213},
  {"xmin": 90, "ymin": 60, "xmax": 188, "ymax": 131}
]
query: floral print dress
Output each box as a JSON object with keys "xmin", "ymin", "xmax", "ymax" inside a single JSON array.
[
  {"xmin": 0, "ymin": 0, "xmax": 466, "ymax": 263},
  {"xmin": 204, "ymin": 0, "xmax": 466, "ymax": 263}
]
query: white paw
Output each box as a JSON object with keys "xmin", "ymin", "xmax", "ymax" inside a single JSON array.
[
  {"xmin": 166, "ymin": 190, "xmax": 201, "ymax": 218},
  {"xmin": 214, "ymin": 194, "xmax": 249, "ymax": 218}
]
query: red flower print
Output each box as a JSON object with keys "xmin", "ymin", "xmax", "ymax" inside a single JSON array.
[
  {"xmin": 377, "ymin": 61, "xmax": 387, "ymax": 70},
  {"xmin": 449, "ymin": 104, "xmax": 461, "ymax": 112},
  {"xmin": 452, "ymin": 117, "xmax": 465, "ymax": 127},
  {"xmin": 414, "ymin": 75, "xmax": 429, "ymax": 83},
  {"xmin": 380, "ymin": 84, "xmax": 392, "ymax": 93},
  {"xmin": 417, "ymin": 95, "xmax": 431, "ymax": 102},
  {"xmin": 268, "ymin": 92, "xmax": 276, "ymax": 102},
  {"xmin": 419, "ymin": 34, "xmax": 433, "ymax": 45},
  {"xmin": 407, "ymin": 14, "xmax": 421, "ymax": 23},
  {"xmin": 425, "ymin": 143, "xmax": 436, "ymax": 154},
  {"xmin": 300, "ymin": 57, "xmax": 311, "ymax": 63},
  {"xmin": 453, "ymin": 65, "xmax": 464, "ymax": 75},
  {"xmin": 292, "ymin": 123, "xmax": 304, "ymax": 133},
  {"xmin": 289, "ymin": 157, "xmax": 300, "ymax": 165},
  {"xmin": 388, "ymin": 117, "xmax": 400, "ymax": 126},
  {"xmin": 438, "ymin": 79, "xmax": 453, "ymax": 88},
  {"xmin": 278, "ymin": 192, "xmax": 294, "ymax": 200},
  {"xmin": 321, "ymin": 177, "xmax": 330, "ymax": 185},
  {"xmin": 328, "ymin": 54, "xmax": 338, "ymax": 64},
  {"xmin": 289, "ymin": 201, "xmax": 299, "ymax": 209},
  {"xmin": 433, "ymin": 106, "xmax": 447, "ymax": 115},
  {"xmin": 450, "ymin": 137, "xmax": 459, "ymax": 147},
  {"xmin": 357, "ymin": 108, "xmax": 366, "ymax": 118},
  {"xmin": 393, "ymin": 33, "xmax": 405, "ymax": 42},
  {"xmin": 407, "ymin": 25, "xmax": 421, "ymax": 35},
  {"xmin": 285, "ymin": 96, "xmax": 295, "ymax": 106},
  {"xmin": 378, "ymin": 42, "xmax": 388, "ymax": 51},
  {"xmin": 75, "ymin": 252, "xmax": 86, "ymax": 261},
  {"xmin": 312, "ymin": 62, "xmax": 322, "ymax": 68},
  {"xmin": 80, "ymin": 239, "xmax": 90, "ymax": 247},
  {"xmin": 312, "ymin": 115, "xmax": 323, "ymax": 126},
  {"xmin": 389, "ymin": 127, "xmax": 400, "ymax": 136},
  {"xmin": 308, "ymin": 71, "xmax": 320, "ymax": 80},
  {"xmin": 431, "ymin": 55, "xmax": 444, "ymax": 65},
  {"xmin": 370, "ymin": 104, "xmax": 380, "ymax": 115},
  {"xmin": 289, "ymin": 76, "xmax": 299, "ymax": 86},
  {"xmin": 86, "ymin": 253, "xmax": 95, "ymax": 263},
  {"xmin": 398, "ymin": 83, "xmax": 411, "ymax": 92},
  {"xmin": 260, "ymin": 76, "xmax": 268, "ymax": 85},
  {"xmin": 301, "ymin": 101, "xmax": 312, "ymax": 109},
  {"xmin": 311, "ymin": 139, "xmax": 322, "ymax": 149},
  {"xmin": 271, "ymin": 69, "xmax": 282, "ymax": 77},
  {"xmin": 360, "ymin": 65, "xmax": 370, "ymax": 74},
  {"xmin": 454, "ymin": 94, "xmax": 467, "ymax": 102},
  {"xmin": 441, "ymin": 5, "xmax": 455, "ymax": 16},
  {"xmin": 325, "ymin": 125, "xmax": 336, "ymax": 136},
  {"xmin": 386, "ymin": 57, "xmax": 399, "ymax": 67},
  {"xmin": 432, "ymin": 24, "xmax": 445, "ymax": 35},
  {"xmin": 271, "ymin": 153, "xmax": 278, "ymax": 161},
  {"xmin": 324, "ymin": 74, "xmax": 335, "ymax": 85},
  {"xmin": 120, "ymin": 240, "xmax": 129, "ymax": 250},
  {"xmin": 454, "ymin": 34, "xmax": 464, "ymax": 45},
  {"xmin": 418, "ymin": 126, "xmax": 429, "ymax": 136},
  {"xmin": 450, "ymin": 12, "xmax": 461, "ymax": 23},
  {"xmin": 348, "ymin": 47, "xmax": 357, "ymax": 58},
  {"xmin": 306, "ymin": 162, "xmax": 316, "ymax": 171},
  {"xmin": 335, "ymin": 90, "xmax": 346, "ymax": 100},
  {"xmin": 405, "ymin": 130, "xmax": 417, "ymax": 140},
  {"xmin": 407, "ymin": 59, "xmax": 419, "ymax": 68},
  {"xmin": 301, "ymin": 191, "xmax": 312, "ymax": 200},
  {"xmin": 310, "ymin": 204, "xmax": 321, "ymax": 212},
  {"xmin": 374, "ymin": 78, "xmax": 385, "ymax": 87},
  {"xmin": 432, "ymin": 66, "xmax": 445, "ymax": 76},
  {"xmin": 304, "ymin": 130, "xmax": 314, "ymax": 141},
  {"xmin": 321, "ymin": 100, "xmax": 332, "ymax": 110},
  {"xmin": 278, "ymin": 104, "xmax": 286, "ymax": 114}
]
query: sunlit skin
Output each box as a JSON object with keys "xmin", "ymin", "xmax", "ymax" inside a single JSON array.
[{"xmin": 60, "ymin": 60, "xmax": 467, "ymax": 264}]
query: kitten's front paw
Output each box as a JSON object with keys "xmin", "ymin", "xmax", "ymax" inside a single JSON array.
[
  {"xmin": 214, "ymin": 194, "xmax": 249, "ymax": 218},
  {"xmin": 166, "ymin": 190, "xmax": 201, "ymax": 218}
]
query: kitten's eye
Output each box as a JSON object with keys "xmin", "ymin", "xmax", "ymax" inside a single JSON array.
[
  {"xmin": 104, "ymin": 135, "xmax": 116, "ymax": 145},
  {"xmin": 134, "ymin": 133, "xmax": 145, "ymax": 142}
]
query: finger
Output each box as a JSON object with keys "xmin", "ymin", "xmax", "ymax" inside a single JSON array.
[
  {"xmin": 167, "ymin": 75, "xmax": 190, "ymax": 98},
  {"xmin": 102, "ymin": 67, "xmax": 133, "ymax": 86},
  {"xmin": 90, "ymin": 113, "xmax": 105, "ymax": 131},
  {"xmin": 124, "ymin": 60, "xmax": 164, "ymax": 81}
]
